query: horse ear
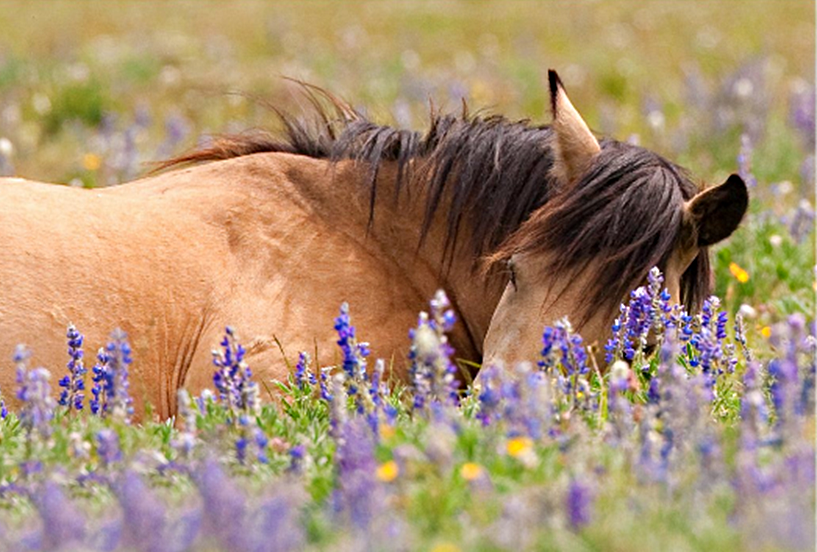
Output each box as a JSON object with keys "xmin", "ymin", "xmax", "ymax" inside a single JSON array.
[
  {"xmin": 548, "ymin": 69, "xmax": 601, "ymax": 184},
  {"xmin": 685, "ymin": 174, "xmax": 748, "ymax": 246}
]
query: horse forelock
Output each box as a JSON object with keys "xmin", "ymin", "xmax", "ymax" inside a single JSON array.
[{"xmin": 491, "ymin": 139, "xmax": 712, "ymax": 325}]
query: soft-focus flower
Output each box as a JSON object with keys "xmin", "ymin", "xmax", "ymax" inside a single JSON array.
[
  {"xmin": 729, "ymin": 262, "xmax": 750, "ymax": 283},
  {"xmin": 566, "ymin": 477, "xmax": 593, "ymax": 530},
  {"xmin": 36, "ymin": 482, "xmax": 86, "ymax": 550},
  {"xmin": 172, "ymin": 389, "xmax": 197, "ymax": 459},
  {"xmin": 379, "ymin": 424, "xmax": 396, "ymax": 441},
  {"xmin": 375, "ymin": 460, "xmax": 399, "ymax": 482},
  {"xmin": 506, "ymin": 437, "xmax": 533, "ymax": 458},
  {"xmin": 334, "ymin": 417, "xmax": 384, "ymax": 530},
  {"xmin": 82, "ymin": 152, "xmax": 101, "ymax": 171},
  {"xmin": 17, "ymin": 357, "xmax": 55, "ymax": 444},
  {"xmin": 96, "ymin": 428, "xmax": 122, "ymax": 467},
  {"xmin": 197, "ymin": 460, "xmax": 248, "ymax": 548},
  {"xmin": 430, "ymin": 543, "xmax": 461, "ymax": 552},
  {"xmin": 460, "ymin": 462, "xmax": 484, "ymax": 481},
  {"xmin": 117, "ymin": 471, "xmax": 167, "ymax": 551}
]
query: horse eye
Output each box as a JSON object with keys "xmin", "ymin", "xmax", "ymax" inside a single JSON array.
[{"xmin": 507, "ymin": 259, "xmax": 517, "ymax": 291}]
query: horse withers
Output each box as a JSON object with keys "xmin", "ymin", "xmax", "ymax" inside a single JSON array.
[{"xmin": 0, "ymin": 71, "xmax": 746, "ymax": 418}]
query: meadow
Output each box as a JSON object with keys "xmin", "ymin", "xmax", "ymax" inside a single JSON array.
[{"xmin": 0, "ymin": 2, "xmax": 814, "ymax": 551}]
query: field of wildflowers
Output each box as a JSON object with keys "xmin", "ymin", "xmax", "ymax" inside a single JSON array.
[{"xmin": 0, "ymin": 2, "xmax": 814, "ymax": 551}]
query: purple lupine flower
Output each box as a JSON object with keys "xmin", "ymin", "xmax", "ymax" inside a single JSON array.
[
  {"xmin": 606, "ymin": 360, "xmax": 634, "ymax": 443},
  {"xmin": 17, "ymin": 362, "xmax": 55, "ymax": 443},
  {"xmin": 408, "ymin": 290, "xmax": 459, "ymax": 409},
  {"xmin": 197, "ymin": 460, "xmax": 248, "ymax": 550},
  {"xmin": 211, "ymin": 327, "xmax": 266, "ymax": 464},
  {"xmin": 96, "ymin": 428, "xmax": 122, "ymax": 468},
  {"xmin": 789, "ymin": 84, "xmax": 815, "ymax": 150},
  {"xmin": 539, "ymin": 320, "xmax": 592, "ymax": 413},
  {"xmin": 235, "ymin": 418, "xmax": 269, "ymax": 465},
  {"xmin": 104, "ymin": 329, "xmax": 134, "ymax": 422},
  {"xmin": 502, "ymin": 363, "xmax": 552, "ymax": 440},
  {"xmin": 58, "ymin": 324, "xmax": 87, "ymax": 412},
  {"xmin": 172, "ymin": 389, "xmax": 197, "ymax": 459},
  {"xmin": 734, "ymin": 314, "xmax": 754, "ymax": 365},
  {"xmin": 36, "ymin": 482, "xmax": 86, "ymax": 550},
  {"xmin": 476, "ymin": 364, "xmax": 502, "ymax": 426},
  {"xmin": 605, "ymin": 267, "xmax": 673, "ymax": 364},
  {"xmin": 788, "ymin": 199, "xmax": 814, "ymax": 244},
  {"xmin": 800, "ymin": 155, "xmax": 814, "ymax": 193},
  {"xmin": 335, "ymin": 302, "xmax": 369, "ymax": 384},
  {"xmin": 688, "ymin": 296, "xmax": 729, "ymax": 386},
  {"xmin": 288, "ymin": 444, "xmax": 306, "ymax": 474},
  {"xmin": 328, "ymin": 374, "xmax": 348, "ymax": 438},
  {"xmin": 604, "ymin": 306, "xmax": 628, "ymax": 363},
  {"xmin": 334, "ymin": 303, "xmax": 373, "ymax": 416},
  {"xmin": 737, "ymin": 133, "xmax": 758, "ymax": 188},
  {"xmin": 212, "ymin": 327, "xmax": 259, "ymax": 420},
  {"xmin": 365, "ymin": 358, "xmax": 389, "ymax": 434},
  {"xmin": 155, "ymin": 112, "xmax": 191, "ymax": 159},
  {"xmin": 333, "ymin": 417, "xmax": 383, "ymax": 530},
  {"xmin": 117, "ymin": 471, "xmax": 167, "ymax": 552},
  {"xmin": 647, "ymin": 267, "xmax": 673, "ymax": 337},
  {"xmin": 318, "ymin": 366, "xmax": 332, "ymax": 402},
  {"xmin": 565, "ymin": 477, "xmax": 593, "ymax": 530},
  {"xmin": 294, "ymin": 351, "xmax": 313, "ymax": 390},
  {"xmin": 243, "ymin": 484, "xmax": 307, "ymax": 552},
  {"xmin": 90, "ymin": 347, "xmax": 111, "ymax": 415},
  {"xmin": 539, "ymin": 320, "xmax": 588, "ymax": 377}
]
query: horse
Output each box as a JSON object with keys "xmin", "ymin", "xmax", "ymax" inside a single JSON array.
[{"xmin": 0, "ymin": 70, "xmax": 747, "ymax": 419}]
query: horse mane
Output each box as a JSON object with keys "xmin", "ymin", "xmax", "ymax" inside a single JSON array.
[{"xmin": 159, "ymin": 85, "xmax": 710, "ymax": 322}]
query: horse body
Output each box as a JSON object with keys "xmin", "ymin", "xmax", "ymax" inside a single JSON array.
[
  {"xmin": 0, "ymin": 71, "xmax": 748, "ymax": 418},
  {"xmin": 0, "ymin": 153, "xmax": 497, "ymax": 418}
]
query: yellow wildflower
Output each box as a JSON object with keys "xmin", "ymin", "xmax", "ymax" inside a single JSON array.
[
  {"xmin": 379, "ymin": 424, "xmax": 396, "ymax": 441},
  {"xmin": 729, "ymin": 262, "xmax": 749, "ymax": 283},
  {"xmin": 375, "ymin": 460, "xmax": 399, "ymax": 482},
  {"xmin": 430, "ymin": 543, "xmax": 461, "ymax": 552},
  {"xmin": 761, "ymin": 326, "xmax": 772, "ymax": 338},
  {"xmin": 506, "ymin": 436, "xmax": 533, "ymax": 458},
  {"xmin": 82, "ymin": 153, "xmax": 101, "ymax": 171},
  {"xmin": 460, "ymin": 462, "xmax": 484, "ymax": 481}
]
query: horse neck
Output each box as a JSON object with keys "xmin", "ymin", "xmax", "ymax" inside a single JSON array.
[
  {"xmin": 358, "ymin": 160, "xmax": 505, "ymax": 358},
  {"xmin": 216, "ymin": 152, "xmax": 504, "ymax": 360}
]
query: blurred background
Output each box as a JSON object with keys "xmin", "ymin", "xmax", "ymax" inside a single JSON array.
[{"xmin": 0, "ymin": 0, "xmax": 813, "ymax": 317}]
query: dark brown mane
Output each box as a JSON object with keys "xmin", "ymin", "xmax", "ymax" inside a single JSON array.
[{"xmin": 160, "ymin": 88, "xmax": 710, "ymax": 322}]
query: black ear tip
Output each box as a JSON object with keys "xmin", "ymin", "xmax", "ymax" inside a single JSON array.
[
  {"xmin": 548, "ymin": 70, "xmax": 562, "ymax": 95},
  {"xmin": 726, "ymin": 173, "xmax": 749, "ymax": 211},
  {"xmin": 548, "ymin": 69, "xmax": 562, "ymax": 113},
  {"xmin": 726, "ymin": 172, "xmax": 746, "ymax": 188}
]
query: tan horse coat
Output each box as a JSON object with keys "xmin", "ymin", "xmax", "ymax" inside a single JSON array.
[{"xmin": 0, "ymin": 154, "xmax": 500, "ymax": 418}]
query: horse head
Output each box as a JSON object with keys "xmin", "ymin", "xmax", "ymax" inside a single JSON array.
[{"xmin": 482, "ymin": 70, "xmax": 748, "ymax": 369}]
